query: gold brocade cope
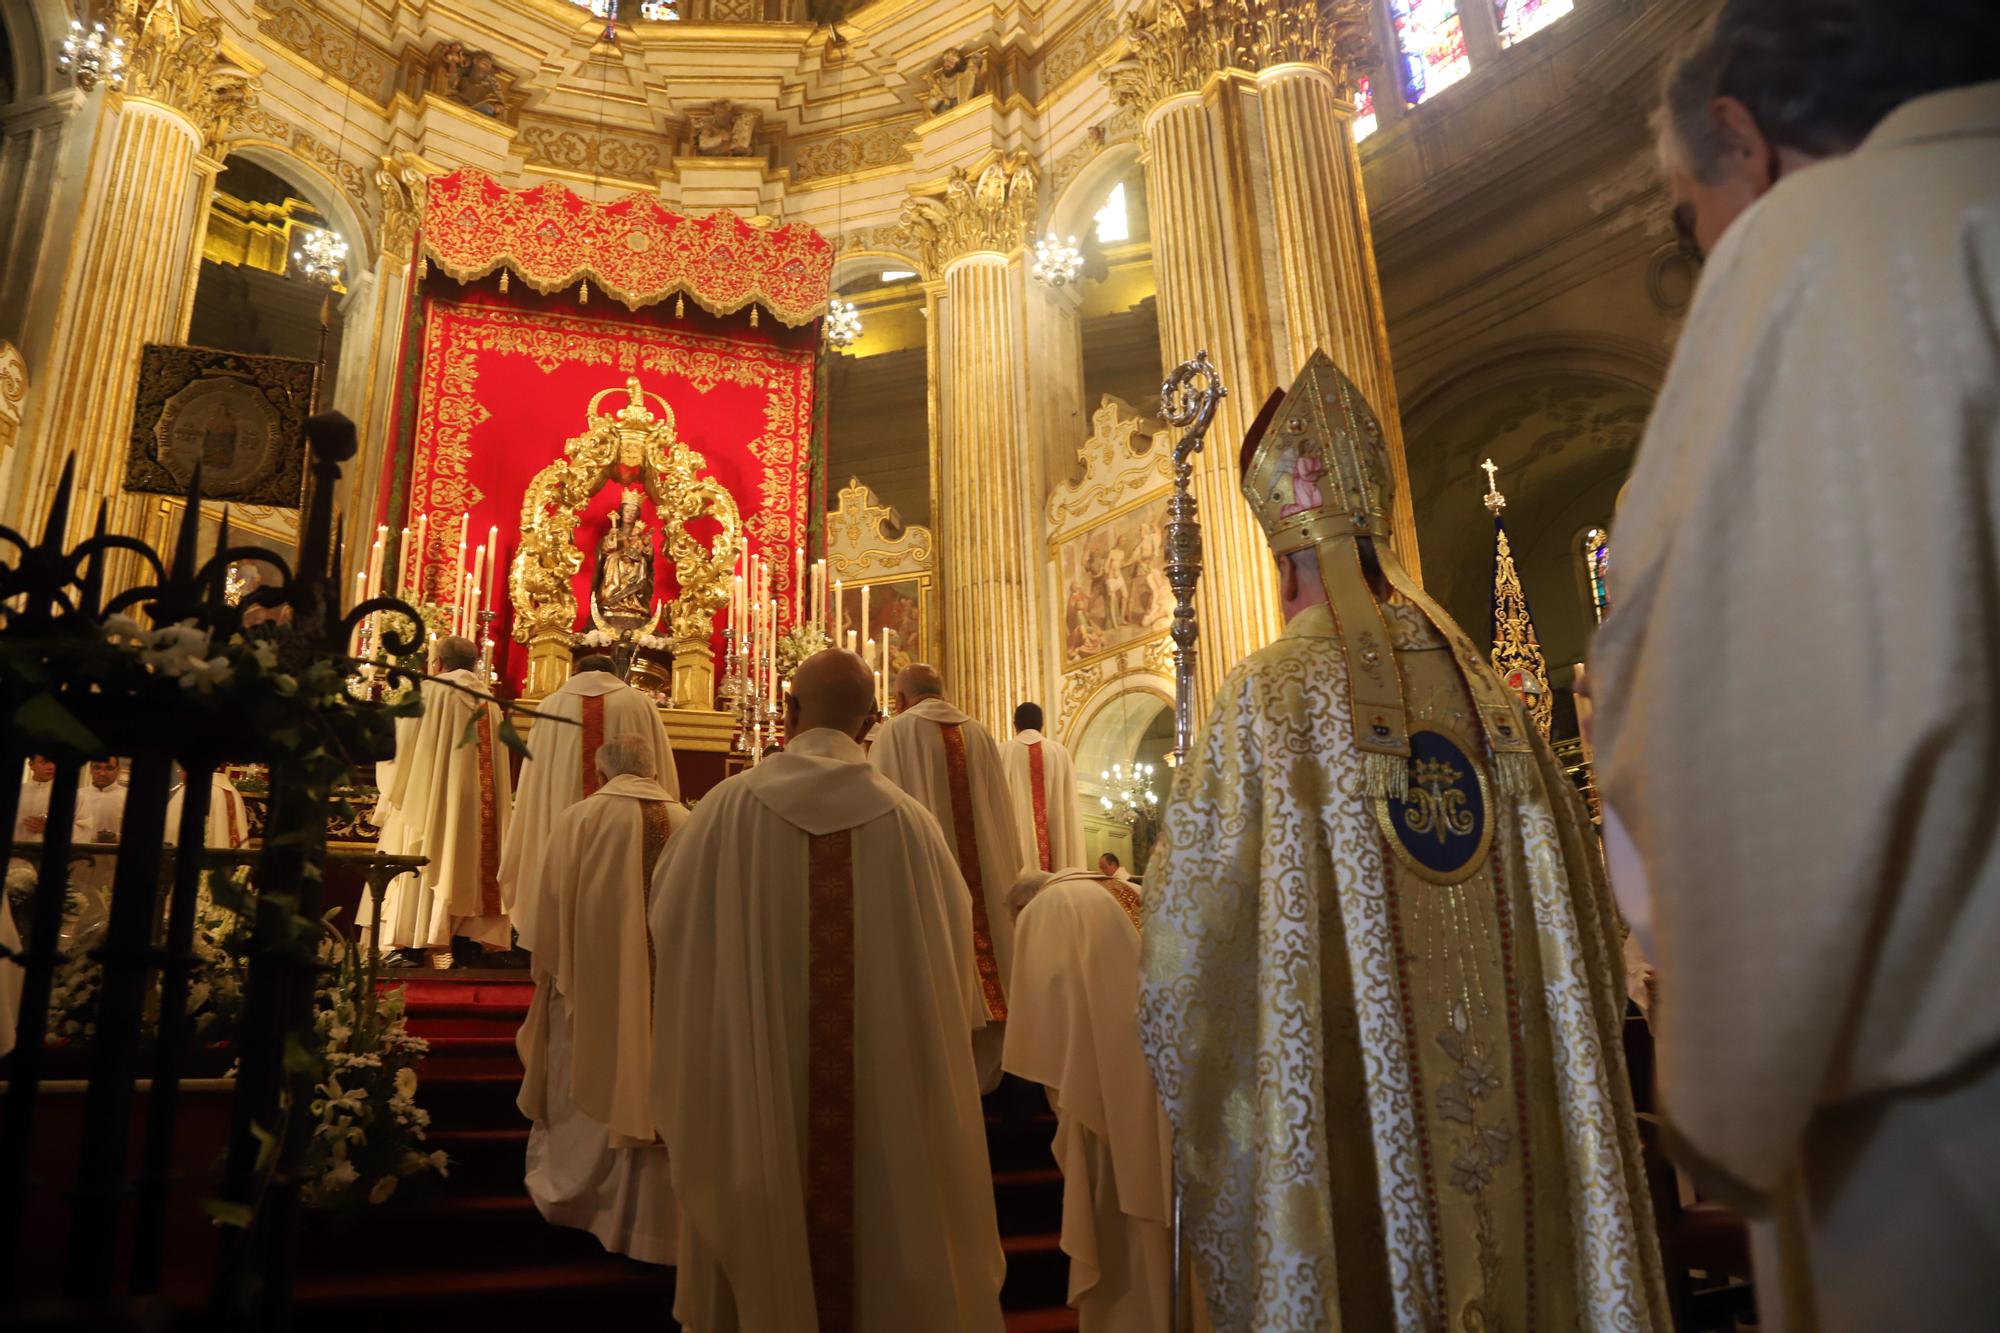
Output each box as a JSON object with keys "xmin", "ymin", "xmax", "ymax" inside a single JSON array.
[
  {"xmin": 1138, "ymin": 595, "xmax": 1672, "ymax": 1331},
  {"xmin": 1239, "ymin": 351, "xmax": 1536, "ymax": 797},
  {"xmin": 419, "ymin": 168, "xmax": 833, "ymax": 326},
  {"xmin": 509, "ymin": 376, "xmax": 743, "ymax": 699}
]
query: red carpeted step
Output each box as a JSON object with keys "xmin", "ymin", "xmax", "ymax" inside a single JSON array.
[
  {"xmin": 414, "ymin": 1071, "xmax": 532, "ymax": 1132},
  {"xmin": 1001, "ymin": 1231, "xmax": 1069, "ymax": 1311},
  {"xmin": 415, "ymin": 1033, "xmax": 525, "ymax": 1077},
  {"xmin": 292, "ymin": 1254, "xmax": 678, "ymax": 1332},
  {"xmin": 993, "ymin": 1165, "xmax": 1064, "ymax": 1235},
  {"xmin": 1004, "ymin": 1308, "xmax": 1081, "ymax": 1333},
  {"xmin": 301, "ymin": 1194, "xmax": 609, "ymax": 1276},
  {"xmin": 426, "ymin": 1126, "xmax": 530, "ymax": 1194}
]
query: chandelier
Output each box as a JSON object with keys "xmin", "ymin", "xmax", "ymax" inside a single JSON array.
[
  {"xmin": 1031, "ymin": 232, "xmax": 1083, "ymax": 288},
  {"xmin": 293, "ymin": 227, "xmax": 349, "ymax": 287},
  {"xmin": 58, "ymin": 20, "xmax": 126, "ymax": 92},
  {"xmin": 1097, "ymin": 760, "xmax": 1159, "ymax": 824},
  {"xmin": 825, "ymin": 295, "xmax": 862, "ymax": 349}
]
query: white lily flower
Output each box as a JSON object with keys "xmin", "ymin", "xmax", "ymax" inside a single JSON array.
[{"xmin": 178, "ymin": 657, "xmax": 235, "ymax": 694}]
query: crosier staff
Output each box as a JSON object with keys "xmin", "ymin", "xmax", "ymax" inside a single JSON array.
[{"xmin": 1156, "ymin": 350, "xmax": 1225, "ymax": 1333}]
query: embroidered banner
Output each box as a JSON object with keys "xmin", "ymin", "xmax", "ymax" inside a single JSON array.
[
  {"xmin": 421, "ymin": 168, "xmax": 833, "ymax": 326},
  {"xmin": 400, "ymin": 285, "xmax": 818, "ymax": 690}
]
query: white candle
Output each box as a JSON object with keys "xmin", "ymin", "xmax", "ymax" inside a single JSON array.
[
  {"xmin": 394, "ymin": 526, "xmax": 412, "ymax": 600},
  {"xmin": 350, "ymin": 570, "xmax": 366, "ymax": 653},
  {"xmin": 452, "ymin": 522, "xmax": 467, "ymax": 622},
  {"xmin": 794, "ymin": 545, "xmax": 805, "ymax": 628},
  {"xmin": 832, "ymin": 579, "xmax": 842, "ymax": 638},
  {"xmin": 469, "ymin": 544, "xmax": 487, "ymax": 625},
  {"xmin": 768, "ymin": 599, "xmax": 779, "ymax": 705},
  {"xmin": 860, "ymin": 583, "xmax": 870, "ymax": 641},
  {"xmin": 412, "ymin": 513, "xmax": 430, "ymax": 600},
  {"xmin": 486, "ymin": 524, "xmax": 500, "ymax": 607},
  {"xmin": 366, "ymin": 525, "xmax": 387, "ymax": 600},
  {"xmin": 845, "ymin": 629, "xmax": 857, "ymax": 654}
]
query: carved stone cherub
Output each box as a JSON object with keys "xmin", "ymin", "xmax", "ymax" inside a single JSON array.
[{"xmin": 691, "ymin": 99, "xmax": 759, "ymax": 157}]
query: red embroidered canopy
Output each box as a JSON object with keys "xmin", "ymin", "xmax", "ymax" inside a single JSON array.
[{"xmin": 419, "ymin": 168, "xmax": 834, "ymax": 326}]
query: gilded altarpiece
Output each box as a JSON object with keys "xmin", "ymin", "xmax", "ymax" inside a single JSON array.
[{"xmin": 824, "ymin": 477, "xmax": 934, "ymax": 685}]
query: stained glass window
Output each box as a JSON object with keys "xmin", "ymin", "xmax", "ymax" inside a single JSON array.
[
  {"xmin": 575, "ymin": 0, "xmax": 614, "ymax": 17},
  {"xmin": 1352, "ymin": 76, "xmax": 1377, "ymax": 143},
  {"xmin": 1094, "ymin": 182, "xmax": 1129, "ymax": 244},
  {"xmin": 571, "ymin": 0, "xmax": 680, "ymax": 19},
  {"xmin": 1580, "ymin": 526, "xmax": 1611, "ymax": 624},
  {"xmin": 1496, "ymin": 0, "xmax": 1572, "ymax": 47},
  {"xmin": 1391, "ymin": 0, "xmax": 1471, "ymax": 106}
]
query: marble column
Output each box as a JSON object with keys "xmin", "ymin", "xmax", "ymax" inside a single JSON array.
[
  {"xmin": 17, "ymin": 5, "xmax": 255, "ymax": 550},
  {"xmin": 901, "ymin": 154, "xmax": 1042, "ymax": 733},
  {"xmin": 1105, "ymin": 0, "xmax": 1420, "ymax": 721}
]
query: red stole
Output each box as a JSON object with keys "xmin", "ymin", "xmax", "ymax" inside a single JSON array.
[
  {"xmin": 805, "ymin": 828, "xmax": 857, "ymax": 1333},
  {"xmin": 581, "ymin": 693, "xmax": 606, "ymax": 797},
  {"xmin": 938, "ymin": 721, "xmax": 1007, "ymax": 1022},
  {"xmin": 1101, "ymin": 875, "xmax": 1143, "ymax": 932},
  {"xmin": 1028, "ymin": 741, "xmax": 1052, "ymax": 872}
]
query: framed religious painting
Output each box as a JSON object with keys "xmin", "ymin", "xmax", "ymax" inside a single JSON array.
[
  {"xmin": 124, "ymin": 344, "xmax": 317, "ymax": 507},
  {"xmin": 831, "ymin": 573, "xmax": 934, "ymax": 678},
  {"xmin": 1052, "ymin": 491, "xmax": 1174, "ymax": 671}
]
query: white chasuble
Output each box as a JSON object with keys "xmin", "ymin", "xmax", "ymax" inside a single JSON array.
[
  {"xmin": 1591, "ymin": 84, "xmax": 2000, "ymax": 1333},
  {"xmin": 516, "ymin": 773, "xmax": 686, "ymax": 1264},
  {"xmin": 650, "ymin": 727, "xmax": 1004, "ymax": 1333},
  {"xmin": 503, "ymin": 670, "xmax": 680, "ymax": 956},
  {"xmin": 868, "ymin": 698, "xmax": 1023, "ymax": 1088},
  {"xmin": 377, "ymin": 669, "xmax": 514, "ymax": 950},
  {"xmin": 1004, "ymin": 871, "xmax": 1171, "ymax": 1333},
  {"xmin": 999, "ymin": 729, "xmax": 1086, "ymax": 873},
  {"xmin": 1144, "ymin": 603, "xmax": 1668, "ymax": 1332},
  {"xmin": 163, "ymin": 771, "xmax": 249, "ymax": 851}
]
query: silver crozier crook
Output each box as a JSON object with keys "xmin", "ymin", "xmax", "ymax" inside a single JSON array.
[{"xmin": 1157, "ymin": 350, "xmax": 1225, "ymax": 1333}]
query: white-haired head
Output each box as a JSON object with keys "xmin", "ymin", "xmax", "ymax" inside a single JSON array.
[{"xmin": 595, "ymin": 733, "xmax": 656, "ymax": 782}]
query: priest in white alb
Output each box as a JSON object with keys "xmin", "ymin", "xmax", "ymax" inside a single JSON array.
[
  {"xmin": 868, "ymin": 663, "xmax": 1023, "ymax": 1090},
  {"xmin": 164, "ymin": 767, "xmax": 250, "ymax": 852},
  {"xmin": 501, "ymin": 653, "xmax": 679, "ymax": 957},
  {"xmin": 649, "ymin": 649, "xmax": 1005, "ymax": 1333},
  {"xmin": 999, "ymin": 702, "xmax": 1084, "ymax": 873},
  {"xmin": 376, "ymin": 636, "xmax": 515, "ymax": 962},
  {"xmin": 1004, "ymin": 868, "xmax": 1170, "ymax": 1333},
  {"xmin": 516, "ymin": 733, "xmax": 685, "ymax": 1264}
]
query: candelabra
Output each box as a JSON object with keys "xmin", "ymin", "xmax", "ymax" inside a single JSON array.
[
  {"xmin": 294, "ymin": 227, "xmax": 349, "ymax": 288},
  {"xmin": 58, "ymin": 19, "xmax": 125, "ymax": 92},
  {"xmin": 1097, "ymin": 761, "xmax": 1159, "ymax": 823},
  {"xmin": 824, "ymin": 296, "xmax": 862, "ymax": 349},
  {"xmin": 1031, "ymin": 232, "xmax": 1083, "ymax": 287},
  {"xmin": 478, "ymin": 609, "xmax": 498, "ymax": 686}
]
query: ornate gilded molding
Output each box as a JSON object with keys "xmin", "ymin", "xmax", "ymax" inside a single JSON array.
[
  {"xmin": 231, "ymin": 107, "xmax": 371, "ymax": 215},
  {"xmin": 519, "ymin": 118, "xmax": 664, "ymax": 183},
  {"xmin": 825, "ymin": 476, "xmax": 934, "ymax": 582},
  {"xmin": 790, "ymin": 117, "xmax": 916, "ymax": 184},
  {"xmin": 257, "ymin": 1, "xmax": 396, "ymax": 102},
  {"xmin": 374, "ymin": 150, "xmax": 433, "ymax": 261},
  {"xmin": 1101, "ymin": 0, "xmax": 1374, "ymax": 109},
  {"xmin": 897, "ymin": 151, "xmax": 1037, "ymax": 279},
  {"xmin": 1047, "ymin": 397, "xmax": 1174, "ymax": 538},
  {"xmin": 114, "ymin": 0, "xmax": 259, "ymax": 153},
  {"xmin": 0, "ymin": 341, "xmax": 25, "ymax": 462}
]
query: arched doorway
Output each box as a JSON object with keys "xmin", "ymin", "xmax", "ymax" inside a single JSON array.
[{"xmin": 1070, "ymin": 684, "xmax": 1173, "ymax": 877}]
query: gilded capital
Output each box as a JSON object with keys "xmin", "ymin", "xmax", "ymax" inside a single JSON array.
[
  {"xmin": 897, "ymin": 151, "xmax": 1038, "ymax": 279},
  {"xmin": 114, "ymin": 0, "xmax": 259, "ymax": 152},
  {"xmin": 375, "ymin": 151, "xmax": 434, "ymax": 261},
  {"xmin": 1102, "ymin": 0, "xmax": 1375, "ymax": 110}
]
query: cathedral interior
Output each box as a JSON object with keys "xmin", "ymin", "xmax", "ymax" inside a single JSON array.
[{"xmin": 0, "ymin": 0, "xmax": 1741, "ymax": 1326}]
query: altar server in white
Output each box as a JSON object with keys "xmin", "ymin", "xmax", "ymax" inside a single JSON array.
[
  {"xmin": 650, "ymin": 649, "xmax": 1005, "ymax": 1333},
  {"xmin": 999, "ymin": 702, "xmax": 1084, "ymax": 873},
  {"xmin": 1005, "ymin": 868, "xmax": 1171, "ymax": 1333},
  {"xmin": 869, "ymin": 663, "xmax": 1023, "ymax": 1090},
  {"xmin": 377, "ymin": 636, "xmax": 515, "ymax": 956},
  {"xmin": 502, "ymin": 653, "xmax": 679, "ymax": 957},
  {"xmin": 516, "ymin": 733, "xmax": 685, "ymax": 1263}
]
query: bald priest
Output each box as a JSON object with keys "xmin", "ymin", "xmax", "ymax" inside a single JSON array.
[
  {"xmin": 649, "ymin": 649, "xmax": 1005, "ymax": 1333},
  {"xmin": 868, "ymin": 664, "xmax": 1025, "ymax": 1090}
]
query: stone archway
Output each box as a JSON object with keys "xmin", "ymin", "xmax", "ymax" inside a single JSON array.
[{"xmin": 1069, "ymin": 683, "xmax": 1172, "ymax": 876}]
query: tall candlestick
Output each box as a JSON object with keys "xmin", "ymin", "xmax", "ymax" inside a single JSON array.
[
  {"xmin": 486, "ymin": 524, "xmax": 500, "ymax": 607},
  {"xmin": 469, "ymin": 544, "xmax": 487, "ymax": 628},
  {"xmin": 452, "ymin": 521, "xmax": 467, "ymax": 624},
  {"xmin": 412, "ymin": 513, "xmax": 430, "ymax": 600},
  {"xmin": 794, "ymin": 545, "xmax": 805, "ymax": 628},
  {"xmin": 860, "ymin": 583, "xmax": 871, "ymax": 642},
  {"xmin": 768, "ymin": 599, "xmax": 779, "ymax": 706},
  {"xmin": 350, "ymin": 570, "xmax": 366, "ymax": 654}
]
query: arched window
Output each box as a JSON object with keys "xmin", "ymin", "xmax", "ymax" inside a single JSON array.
[
  {"xmin": 1577, "ymin": 525, "xmax": 1611, "ymax": 624},
  {"xmin": 1348, "ymin": 0, "xmax": 1578, "ymax": 135},
  {"xmin": 1093, "ymin": 182, "xmax": 1129, "ymax": 244},
  {"xmin": 1391, "ymin": 0, "xmax": 1471, "ymax": 105},
  {"xmin": 1353, "ymin": 76, "xmax": 1377, "ymax": 142},
  {"xmin": 1497, "ymin": 0, "xmax": 1574, "ymax": 47}
]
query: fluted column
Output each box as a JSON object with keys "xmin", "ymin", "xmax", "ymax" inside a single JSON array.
[
  {"xmin": 1105, "ymin": 0, "xmax": 1419, "ymax": 719},
  {"xmin": 18, "ymin": 0, "xmax": 255, "ymax": 546},
  {"xmin": 1259, "ymin": 62, "xmax": 1419, "ymax": 570},
  {"xmin": 1139, "ymin": 86, "xmax": 1285, "ymax": 713},
  {"xmin": 901, "ymin": 154, "xmax": 1042, "ymax": 732}
]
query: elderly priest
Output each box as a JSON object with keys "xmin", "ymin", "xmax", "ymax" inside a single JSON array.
[
  {"xmin": 516, "ymin": 732, "xmax": 686, "ymax": 1264},
  {"xmin": 502, "ymin": 653, "xmax": 680, "ymax": 957},
  {"xmin": 649, "ymin": 649, "xmax": 1006, "ymax": 1333},
  {"xmin": 1143, "ymin": 352, "xmax": 1668, "ymax": 1330},
  {"xmin": 868, "ymin": 663, "xmax": 1024, "ymax": 1090},
  {"xmin": 999, "ymin": 702, "xmax": 1084, "ymax": 873},
  {"xmin": 376, "ymin": 636, "xmax": 516, "ymax": 964},
  {"xmin": 1004, "ymin": 868, "xmax": 1170, "ymax": 1333}
]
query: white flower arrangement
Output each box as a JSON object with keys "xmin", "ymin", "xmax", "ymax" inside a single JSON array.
[
  {"xmin": 577, "ymin": 629, "xmax": 616, "ymax": 648},
  {"xmin": 636, "ymin": 632, "xmax": 671, "ymax": 652}
]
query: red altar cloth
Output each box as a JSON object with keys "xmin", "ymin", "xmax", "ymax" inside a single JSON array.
[{"xmin": 394, "ymin": 280, "xmax": 818, "ymax": 692}]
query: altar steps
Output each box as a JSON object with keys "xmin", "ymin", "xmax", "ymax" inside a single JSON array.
[{"xmin": 290, "ymin": 972, "xmax": 1079, "ymax": 1332}]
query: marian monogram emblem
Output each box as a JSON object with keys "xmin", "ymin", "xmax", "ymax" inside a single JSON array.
[{"xmin": 1376, "ymin": 728, "xmax": 1492, "ymax": 883}]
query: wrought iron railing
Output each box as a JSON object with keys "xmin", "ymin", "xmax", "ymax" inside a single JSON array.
[{"xmin": 0, "ymin": 413, "xmax": 426, "ymax": 1327}]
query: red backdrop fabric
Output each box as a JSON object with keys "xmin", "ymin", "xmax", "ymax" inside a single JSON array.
[{"xmin": 398, "ymin": 282, "xmax": 817, "ymax": 691}]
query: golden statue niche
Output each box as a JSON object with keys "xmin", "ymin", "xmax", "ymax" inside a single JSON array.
[{"xmin": 510, "ymin": 376, "xmax": 742, "ymax": 702}]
